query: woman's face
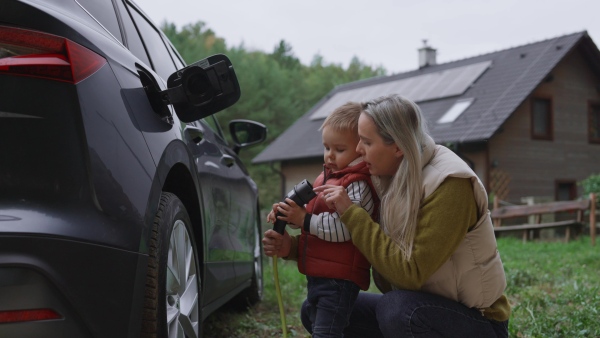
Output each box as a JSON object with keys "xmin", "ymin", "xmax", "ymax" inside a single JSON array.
[{"xmin": 356, "ymin": 113, "xmax": 403, "ymax": 177}]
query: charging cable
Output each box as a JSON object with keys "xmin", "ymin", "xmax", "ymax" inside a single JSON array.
[
  {"xmin": 271, "ymin": 179, "xmax": 316, "ymax": 338},
  {"xmin": 273, "ymin": 256, "xmax": 288, "ymax": 338}
]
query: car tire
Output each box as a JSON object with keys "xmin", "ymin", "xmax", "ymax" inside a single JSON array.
[{"xmin": 141, "ymin": 192, "xmax": 201, "ymax": 338}]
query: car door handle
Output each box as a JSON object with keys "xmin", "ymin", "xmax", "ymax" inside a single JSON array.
[{"xmin": 220, "ymin": 154, "xmax": 235, "ymax": 167}]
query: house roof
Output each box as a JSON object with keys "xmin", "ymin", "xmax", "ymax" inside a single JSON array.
[{"xmin": 253, "ymin": 31, "xmax": 600, "ymax": 164}]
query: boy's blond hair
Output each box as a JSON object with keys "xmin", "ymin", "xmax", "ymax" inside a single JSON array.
[{"xmin": 319, "ymin": 102, "xmax": 362, "ymax": 133}]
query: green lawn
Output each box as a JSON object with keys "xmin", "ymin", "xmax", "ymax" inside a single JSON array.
[
  {"xmin": 203, "ymin": 236, "xmax": 600, "ymax": 337},
  {"xmin": 500, "ymin": 237, "xmax": 600, "ymax": 337}
]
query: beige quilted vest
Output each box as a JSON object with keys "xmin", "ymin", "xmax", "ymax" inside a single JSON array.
[{"xmin": 419, "ymin": 142, "xmax": 506, "ymax": 309}]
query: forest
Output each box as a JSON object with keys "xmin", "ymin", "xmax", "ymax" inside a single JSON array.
[{"xmin": 162, "ymin": 22, "xmax": 387, "ymax": 206}]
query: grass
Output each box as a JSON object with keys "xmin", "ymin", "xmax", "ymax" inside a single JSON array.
[
  {"xmin": 500, "ymin": 236, "xmax": 600, "ymax": 337},
  {"xmin": 202, "ymin": 258, "xmax": 312, "ymax": 337},
  {"xmin": 202, "ymin": 236, "xmax": 600, "ymax": 338}
]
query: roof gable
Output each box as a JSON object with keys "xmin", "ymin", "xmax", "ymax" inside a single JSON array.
[{"xmin": 253, "ymin": 31, "xmax": 592, "ymax": 164}]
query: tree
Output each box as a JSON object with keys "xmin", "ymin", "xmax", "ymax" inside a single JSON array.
[
  {"xmin": 162, "ymin": 21, "xmax": 226, "ymax": 64},
  {"xmin": 271, "ymin": 40, "xmax": 301, "ymax": 70}
]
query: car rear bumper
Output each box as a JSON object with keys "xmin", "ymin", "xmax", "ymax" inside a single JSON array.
[{"xmin": 0, "ymin": 233, "xmax": 147, "ymax": 337}]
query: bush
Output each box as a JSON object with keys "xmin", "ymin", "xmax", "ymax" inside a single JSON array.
[
  {"xmin": 578, "ymin": 173, "xmax": 600, "ymax": 206},
  {"xmin": 579, "ymin": 173, "xmax": 600, "ymax": 195}
]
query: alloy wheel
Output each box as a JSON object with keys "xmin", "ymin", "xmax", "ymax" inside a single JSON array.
[{"xmin": 166, "ymin": 219, "xmax": 200, "ymax": 338}]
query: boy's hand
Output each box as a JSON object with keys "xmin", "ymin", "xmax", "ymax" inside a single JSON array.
[
  {"xmin": 275, "ymin": 198, "xmax": 306, "ymax": 228},
  {"xmin": 266, "ymin": 203, "xmax": 278, "ymax": 224}
]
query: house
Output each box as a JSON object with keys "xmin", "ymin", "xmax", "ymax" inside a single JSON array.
[{"xmin": 253, "ymin": 31, "xmax": 600, "ymax": 203}]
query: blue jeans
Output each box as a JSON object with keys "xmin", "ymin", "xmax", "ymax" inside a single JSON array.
[
  {"xmin": 302, "ymin": 290, "xmax": 509, "ymax": 338},
  {"xmin": 304, "ymin": 276, "xmax": 361, "ymax": 338}
]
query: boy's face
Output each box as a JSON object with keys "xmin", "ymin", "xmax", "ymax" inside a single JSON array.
[{"xmin": 322, "ymin": 126, "xmax": 361, "ymax": 172}]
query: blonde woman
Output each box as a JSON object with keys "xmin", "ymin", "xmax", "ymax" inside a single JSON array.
[{"xmin": 263, "ymin": 94, "xmax": 510, "ymax": 337}]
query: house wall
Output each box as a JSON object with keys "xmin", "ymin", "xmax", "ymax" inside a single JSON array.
[
  {"xmin": 281, "ymin": 159, "xmax": 323, "ymax": 197},
  {"xmin": 487, "ymin": 47, "xmax": 600, "ymax": 203},
  {"xmin": 467, "ymin": 151, "xmax": 488, "ymax": 185},
  {"xmin": 458, "ymin": 148, "xmax": 491, "ymax": 197}
]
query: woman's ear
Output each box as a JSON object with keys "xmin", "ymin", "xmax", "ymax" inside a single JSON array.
[{"xmin": 395, "ymin": 146, "xmax": 404, "ymax": 158}]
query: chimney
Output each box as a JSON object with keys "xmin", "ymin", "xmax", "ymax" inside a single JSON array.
[{"xmin": 418, "ymin": 39, "xmax": 437, "ymax": 68}]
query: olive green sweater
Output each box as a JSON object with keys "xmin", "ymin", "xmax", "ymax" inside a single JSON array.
[{"xmin": 339, "ymin": 177, "xmax": 510, "ymax": 321}]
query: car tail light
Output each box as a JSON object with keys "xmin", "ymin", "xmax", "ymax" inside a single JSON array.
[
  {"xmin": 0, "ymin": 25, "xmax": 106, "ymax": 84},
  {"xmin": 0, "ymin": 308, "xmax": 62, "ymax": 323}
]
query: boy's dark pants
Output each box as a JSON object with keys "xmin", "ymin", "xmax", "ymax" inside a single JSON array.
[{"xmin": 303, "ymin": 276, "xmax": 360, "ymax": 338}]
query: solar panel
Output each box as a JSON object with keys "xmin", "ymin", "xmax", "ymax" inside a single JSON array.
[{"xmin": 310, "ymin": 60, "xmax": 492, "ymax": 120}]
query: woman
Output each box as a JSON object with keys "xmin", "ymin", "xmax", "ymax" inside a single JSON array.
[{"xmin": 263, "ymin": 94, "xmax": 510, "ymax": 337}]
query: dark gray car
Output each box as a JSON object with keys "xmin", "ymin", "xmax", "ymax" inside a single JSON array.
[{"xmin": 0, "ymin": 0, "xmax": 266, "ymax": 337}]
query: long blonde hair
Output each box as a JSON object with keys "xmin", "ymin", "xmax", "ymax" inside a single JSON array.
[{"xmin": 362, "ymin": 94, "xmax": 430, "ymax": 260}]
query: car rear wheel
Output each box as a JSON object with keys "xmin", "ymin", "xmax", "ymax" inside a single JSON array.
[{"xmin": 141, "ymin": 192, "xmax": 201, "ymax": 338}]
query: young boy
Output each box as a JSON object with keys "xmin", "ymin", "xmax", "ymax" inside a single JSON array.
[{"xmin": 267, "ymin": 102, "xmax": 379, "ymax": 337}]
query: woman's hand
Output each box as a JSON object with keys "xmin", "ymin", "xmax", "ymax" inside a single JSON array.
[
  {"xmin": 262, "ymin": 229, "xmax": 292, "ymax": 257},
  {"xmin": 313, "ymin": 184, "xmax": 354, "ymax": 215}
]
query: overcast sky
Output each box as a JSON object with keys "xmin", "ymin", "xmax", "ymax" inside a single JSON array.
[{"xmin": 137, "ymin": 0, "xmax": 600, "ymax": 74}]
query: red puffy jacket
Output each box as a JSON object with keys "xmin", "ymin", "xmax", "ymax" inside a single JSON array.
[{"xmin": 298, "ymin": 161, "xmax": 379, "ymax": 290}]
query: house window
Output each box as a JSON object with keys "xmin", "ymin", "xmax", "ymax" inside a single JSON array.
[
  {"xmin": 589, "ymin": 102, "xmax": 600, "ymax": 144},
  {"xmin": 438, "ymin": 98, "xmax": 474, "ymax": 124},
  {"xmin": 555, "ymin": 180, "xmax": 576, "ymax": 201},
  {"xmin": 531, "ymin": 98, "xmax": 553, "ymax": 140}
]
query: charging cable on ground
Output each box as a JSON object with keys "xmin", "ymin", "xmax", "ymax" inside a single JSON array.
[
  {"xmin": 271, "ymin": 179, "xmax": 316, "ymax": 338},
  {"xmin": 273, "ymin": 256, "xmax": 288, "ymax": 338}
]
